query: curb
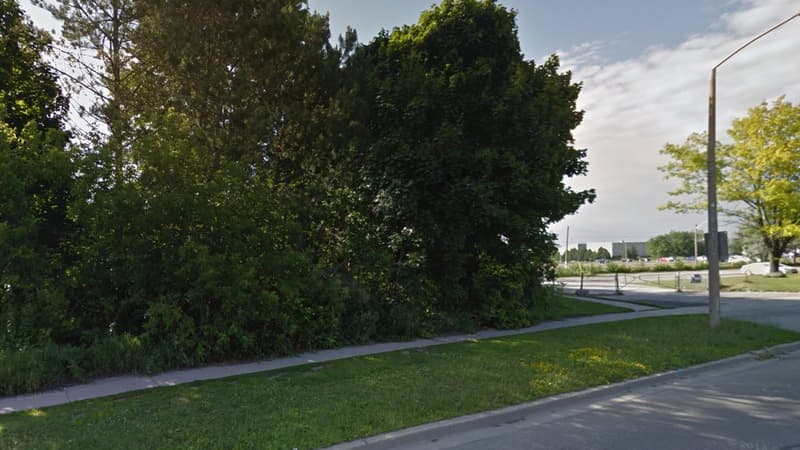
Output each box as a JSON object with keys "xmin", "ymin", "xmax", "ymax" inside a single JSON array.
[{"xmin": 325, "ymin": 340, "xmax": 800, "ymax": 450}]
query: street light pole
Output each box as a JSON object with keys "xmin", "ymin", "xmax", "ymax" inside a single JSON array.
[
  {"xmin": 694, "ymin": 220, "xmax": 706, "ymax": 265},
  {"xmin": 706, "ymin": 11, "xmax": 800, "ymax": 328}
]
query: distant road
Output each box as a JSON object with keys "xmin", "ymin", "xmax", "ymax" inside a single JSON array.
[
  {"xmin": 557, "ymin": 274, "xmax": 800, "ymax": 331},
  {"xmin": 558, "ymin": 269, "xmax": 741, "ymax": 298}
]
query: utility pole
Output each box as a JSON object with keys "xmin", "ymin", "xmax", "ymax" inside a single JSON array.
[
  {"xmin": 564, "ymin": 226, "xmax": 570, "ymax": 267},
  {"xmin": 706, "ymin": 10, "xmax": 800, "ymax": 328}
]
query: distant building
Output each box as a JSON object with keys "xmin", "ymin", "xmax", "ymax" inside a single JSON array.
[{"xmin": 565, "ymin": 241, "xmax": 649, "ymax": 259}]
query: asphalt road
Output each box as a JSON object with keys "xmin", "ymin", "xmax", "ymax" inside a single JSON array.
[
  {"xmin": 359, "ymin": 344, "xmax": 800, "ymax": 450},
  {"xmin": 559, "ymin": 271, "xmax": 800, "ymax": 321}
]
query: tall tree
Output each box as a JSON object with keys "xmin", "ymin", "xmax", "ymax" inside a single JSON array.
[
  {"xmin": 1, "ymin": 0, "xmax": 66, "ymax": 132},
  {"xmin": 61, "ymin": 0, "xmax": 361, "ymax": 360},
  {"xmin": 0, "ymin": 0, "xmax": 73, "ymax": 348},
  {"xmin": 660, "ymin": 97, "xmax": 800, "ymax": 273},
  {"xmin": 34, "ymin": 0, "xmax": 138, "ymax": 178},
  {"xmin": 348, "ymin": 0, "xmax": 594, "ymax": 322},
  {"xmin": 131, "ymin": 0, "xmax": 344, "ymax": 181}
]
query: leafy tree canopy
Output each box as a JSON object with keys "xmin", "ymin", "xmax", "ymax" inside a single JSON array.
[
  {"xmin": 647, "ymin": 231, "xmax": 701, "ymax": 258},
  {"xmin": 0, "ymin": 0, "xmax": 66, "ymax": 132},
  {"xmin": 1, "ymin": 0, "xmax": 73, "ymax": 349},
  {"xmin": 659, "ymin": 96, "xmax": 800, "ymax": 272},
  {"xmin": 349, "ymin": 0, "xmax": 594, "ymax": 314}
]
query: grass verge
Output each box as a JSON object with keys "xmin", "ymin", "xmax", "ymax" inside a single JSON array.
[
  {"xmin": 593, "ymin": 296, "xmax": 669, "ymax": 309},
  {"xmin": 722, "ymin": 274, "xmax": 800, "ymax": 292},
  {"xmin": 645, "ymin": 273, "xmax": 800, "ymax": 292},
  {"xmin": 544, "ymin": 296, "xmax": 632, "ymax": 317},
  {"xmin": 1, "ymin": 315, "xmax": 797, "ymax": 450}
]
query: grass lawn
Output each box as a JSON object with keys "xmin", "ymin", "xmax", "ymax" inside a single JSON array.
[
  {"xmin": 646, "ymin": 273, "xmax": 800, "ymax": 292},
  {"xmin": 593, "ymin": 296, "xmax": 669, "ymax": 309},
  {"xmin": 545, "ymin": 296, "xmax": 632, "ymax": 317},
  {"xmin": 722, "ymin": 274, "xmax": 800, "ymax": 292},
  {"xmin": 1, "ymin": 315, "xmax": 797, "ymax": 450}
]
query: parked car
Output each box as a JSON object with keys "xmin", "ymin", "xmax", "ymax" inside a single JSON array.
[{"xmin": 739, "ymin": 262, "xmax": 798, "ymax": 275}]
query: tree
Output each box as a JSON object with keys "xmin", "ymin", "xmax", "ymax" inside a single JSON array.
[
  {"xmin": 131, "ymin": 0, "xmax": 345, "ymax": 180},
  {"xmin": 0, "ymin": 0, "xmax": 74, "ymax": 348},
  {"xmin": 660, "ymin": 97, "xmax": 800, "ymax": 273},
  {"xmin": 34, "ymin": 0, "xmax": 139, "ymax": 178},
  {"xmin": 596, "ymin": 247, "xmax": 611, "ymax": 260},
  {"xmin": 59, "ymin": 0, "xmax": 366, "ymax": 360},
  {"xmin": 348, "ymin": 0, "xmax": 594, "ymax": 323},
  {"xmin": 730, "ymin": 227, "xmax": 768, "ymax": 261},
  {"xmin": 1, "ymin": 0, "xmax": 66, "ymax": 132},
  {"xmin": 647, "ymin": 231, "xmax": 698, "ymax": 258}
]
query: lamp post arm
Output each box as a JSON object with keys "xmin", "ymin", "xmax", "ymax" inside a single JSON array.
[{"xmin": 715, "ymin": 11, "xmax": 800, "ymax": 69}]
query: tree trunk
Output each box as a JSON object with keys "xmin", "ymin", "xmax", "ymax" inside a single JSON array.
[{"xmin": 767, "ymin": 237, "xmax": 789, "ymax": 273}]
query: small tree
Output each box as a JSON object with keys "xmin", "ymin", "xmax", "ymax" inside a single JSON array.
[
  {"xmin": 659, "ymin": 97, "xmax": 800, "ymax": 273},
  {"xmin": 596, "ymin": 247, "xmax": 611, "ymax": 260}
]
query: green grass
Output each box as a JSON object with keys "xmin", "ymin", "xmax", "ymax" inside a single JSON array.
[
  {"xmin": 645, "ymin": 273, "xmax": 800, "ymax": 292},
  {"xmin": 1, "ymin": 316, "xmax": 797, "ymax": 450},
  {"xmin": 722, "ymin": 274, "xmax": 800, "ymax": 292},
  {"xmin": 0, "ymin": 296, "xmax": 625, "ymax": 398},
  {"xmin": 545, "ymin": 297, "xmax": 632, "ymax": 317},
  {"xmin": 592, "ymin": 296, "xmax": 669, "ymax": 309}
]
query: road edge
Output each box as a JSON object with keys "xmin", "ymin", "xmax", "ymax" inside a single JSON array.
[{"xmin": 325, "ymin": 340, "xmax": 800, "ymax": 450}]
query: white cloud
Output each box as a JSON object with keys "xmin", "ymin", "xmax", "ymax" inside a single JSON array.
[{"xmin": 551, "ymin": 0, "xmax": 800, "ymax": 246}]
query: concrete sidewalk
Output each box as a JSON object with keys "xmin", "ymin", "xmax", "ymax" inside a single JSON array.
[{"xmin": 0, "ymin": 298, "xmax": 700, "ymax": 415}]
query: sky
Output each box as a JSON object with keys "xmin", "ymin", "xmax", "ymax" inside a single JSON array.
[{"xmin": 21, "ymin": 0, "xmax": 800, "ymax": 248}]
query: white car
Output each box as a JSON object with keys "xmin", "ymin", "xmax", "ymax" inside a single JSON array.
[{"xmin": 739, "ymin": 262, "xmax": 798, "ymax": 275}]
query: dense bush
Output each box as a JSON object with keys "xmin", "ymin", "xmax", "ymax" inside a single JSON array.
[{"xmin": 0, "ymin": 335, "xmax": 143, "ymax": 396}]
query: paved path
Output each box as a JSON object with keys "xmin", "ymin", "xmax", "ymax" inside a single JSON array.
[
  {"xmin": 0, "ymin": 297, "xmax": 684, "ymax": 415},
  {"xmin": 337, "ymin": 343, "xmax": 800, "ymax": 450}
]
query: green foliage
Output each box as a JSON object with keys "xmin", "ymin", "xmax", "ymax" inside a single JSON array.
[
  {"xmin": 349, "ymin": 0, "xmax": 593, "ymax": 320},
  {"xmin": 0, "ymin": 335, "xmax": 143, "ymax": 395},
  {"xmin": 647, "ymin": 230, "xmax": 701, "ymax": 258},
  {"xmin": 660, "ymin": 97, "xmax": 800, "ymax": 272},
  {"xmin": 596, "ymin": 247, "xmax": 611, "ymax": 260},
  {"xmin": 2, "ymin": 0, "xmax": 595, "ymax": 387},
  {"xmin": 564, "ymin": 247, "xmax": 598, "ymax": 262},
  {"xmin": 0, "ymin": 1, "xmax": 74, "ymax": 350},
  {"xmin": 474, "ymin": 254, "xmax": 528, "ymax": 329},
  {"xmin": 34, "ymin": 0, "xmax": 138, "ymax": 172},
  {"xmin": 0, "ymin": 0, "xmax": 66, "ymax": 132}
]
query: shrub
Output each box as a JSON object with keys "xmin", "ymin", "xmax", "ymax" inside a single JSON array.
[{"xmin": 0, "ymin": 336, "xmax": 143, "ymax": 396}]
